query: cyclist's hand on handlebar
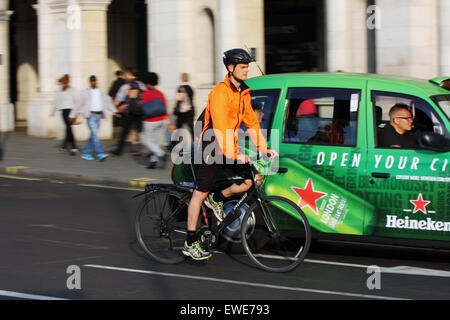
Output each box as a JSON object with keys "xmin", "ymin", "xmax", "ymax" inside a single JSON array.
[
  {"xmin": 237, "ymin": 153, "xmax": 250, "ymax": 164},
  {"xmin": 259, "ymin": 149, "xmax": 278, "ymax": 159},
  {"xmin": 265, "ymin": 149, "xmax": 279, "ymax": 159}
]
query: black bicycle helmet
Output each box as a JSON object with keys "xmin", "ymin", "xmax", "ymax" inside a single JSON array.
[{"xmin": 223, "ymin": 48, "xmax": 255, "ymax": 67}]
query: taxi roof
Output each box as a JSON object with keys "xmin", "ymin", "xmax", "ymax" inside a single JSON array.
[{"xmin": 246, "ymin": 72, "xmax": 450, "ymax": 97}]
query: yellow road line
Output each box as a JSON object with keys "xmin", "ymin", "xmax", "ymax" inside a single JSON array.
[
  {"xmin": 5, "ymin": 166, "xmax": 30, "ymax": 174},
  {"xmin": 130, "ymin": 178, "xmax": 158, "ymax": 188},
  {"xmin": 0, "ymin": 174, "xmax": 41, "ymax": 181},
  {"xmin": 77, "ymin": 183, "xmax": 143, "ymax": 192}
]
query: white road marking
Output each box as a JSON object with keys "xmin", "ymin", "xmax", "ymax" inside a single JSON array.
[
  {"xmin": 77, "ymin": 184, "xmax": 143, "ymax": 192},
  {"xmin": 216, "ymin": 251, "xmax": 450, "ymax": 278},
  {"xmin": 83, "ymin": 264, "xmax": 408, "ymax": 300},
  {"xmin": 304, "ymin": 259, "xmax": 450, "ymax": 277},
  {"xmin": 0, "ymin": 290, "xmax": 69, "ymax": 300}
]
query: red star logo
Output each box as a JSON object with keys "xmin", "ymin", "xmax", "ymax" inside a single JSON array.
[
  {"xmin": 292, "ymin": 178, "xmax": 327, "ymax": 215},
  {"xmin": 409, "ymin": 193, "xmax": 431, "ymax": 214}
]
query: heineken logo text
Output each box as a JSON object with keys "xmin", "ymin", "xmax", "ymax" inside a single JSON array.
[{"xmin": 386, "ymin": 215, "xmax": 450, "ymax": 232}]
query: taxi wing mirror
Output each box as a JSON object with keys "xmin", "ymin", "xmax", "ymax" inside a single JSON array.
[{"xmin": 418, "ymin": 132, "xmax": 450, "ymax": 152}]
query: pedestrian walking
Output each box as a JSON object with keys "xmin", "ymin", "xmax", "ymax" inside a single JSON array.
[
  {"xmin": 111, "ymin": 67, "xmax": 146, "ymax": 156},
  {"xmin": 51, "ymin": 74, "xmax": 79, "ymax": 156},
  {"xmin": 141, "ymin": 72, "xmax": 176, "ymax": 169},
  {"xmin": 108, "ymin": 70, "xmax": 125, "ymax": 99},
  {"xmin": 69, "ymin": 75, "xmax": 118, "ymax": 161},
  {"xmin": 174, "ymin": 73, "xmax": 195, "ymax": 139},
  {"xmin": 109, "ymin": 70, "xmax": 126, "ymax": 128}
]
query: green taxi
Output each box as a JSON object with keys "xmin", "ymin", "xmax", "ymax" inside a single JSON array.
[{"xmin": 172, "ymin": 73, "xmax": 450, "ymax": 249}]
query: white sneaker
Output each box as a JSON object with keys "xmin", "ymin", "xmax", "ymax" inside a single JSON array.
[
  {"xmin": 182, "ymin": 241, "xmax": 212, "ymax": 261},
  {"xmin": 204, "ymin": 193, "xmax": 225, "ymax": 221}
]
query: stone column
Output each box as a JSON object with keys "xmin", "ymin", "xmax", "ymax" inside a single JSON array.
[
  {"xmin": 409, "ymin": 0, "xmax": 439, "ymax": 78},
  {"xmin": 325, "ymin": 0, "xmax": 368, "ymax": 73},
  {"xmin": 439, "ymin": 0, "xmax": 450, "ymax": 75},
  {"xmin": 377, "ymin": 0, "xmax": 439, "ymax": 78},
  {"xmin": 27, "ymin": 0, "xmax": 57, "ymax": 137},
  {"xmin": 325, "ymin": 0, "xmax": 352, "ymax": 72},
  {"xmin": 147, "ymin": 0, "xmax": 179, "ymax": 112},
  {"xmin": 0, "ymin": 9, "xmax": 14, "ymax": 132},
  {"xmin": 217, "ymin": 0, "xmax": 265, "ymax": 80},
  {"xmin": 70, "ymin": 0, "xmax": 112, "ymax": 141},
  {"xmin": 28, "ymin": 0, "xmax": 112, "ymax": 139}
]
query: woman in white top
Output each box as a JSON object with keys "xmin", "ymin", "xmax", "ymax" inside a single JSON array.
[{"xmin": 52, "ymin": 74, "xmax": 79, "ymax": 155}]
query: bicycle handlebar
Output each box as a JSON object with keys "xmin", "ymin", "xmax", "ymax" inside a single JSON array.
[{"xmin": 248, "ymin": 153, "xmax": 288, "ymax": 174}]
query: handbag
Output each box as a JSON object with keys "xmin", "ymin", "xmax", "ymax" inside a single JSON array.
[{"xmin": 73, "ymin": 113, "xmax": 83, "ymax": 125}]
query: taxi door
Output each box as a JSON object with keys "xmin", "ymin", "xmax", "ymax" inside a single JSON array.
[
  {"xmin": 364, "ymin": 85, "xmax": 450, "ymax": 242},
  {"xmin": 264, "ymin": 76, "xmax": 375, "ymax": 235}
]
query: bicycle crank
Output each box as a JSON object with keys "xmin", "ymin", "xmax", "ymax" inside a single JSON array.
[{"xmin": 198, "ymin": 226, "xmax": 218, "ymax": 250}]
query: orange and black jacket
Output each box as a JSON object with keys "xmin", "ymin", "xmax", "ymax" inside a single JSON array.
[{"xmin": 199, "ymin": 74, "xmax": 268, "ymax": 160}]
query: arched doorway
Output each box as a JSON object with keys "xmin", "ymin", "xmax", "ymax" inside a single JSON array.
[
  {"xmin": 264, "ymin": 0, "xmax": 325, "ymax": 74},
  {"xmin": 107, "ymin": 0, "xmax": 148, "ymax": 78},
  {"xmin": 195, "ymin": 7, "xmax": 216, "ymax": 86},
  {"xmin": 9, "ymin": 0, "xmax": 38, "ymax": 128}
]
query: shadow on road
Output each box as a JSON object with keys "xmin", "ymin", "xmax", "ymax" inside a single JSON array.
[{"xmin": 309, "ymin": 239, "xmax": 450, "ymax": 265}]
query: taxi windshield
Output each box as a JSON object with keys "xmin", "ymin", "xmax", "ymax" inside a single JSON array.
[{"xmin": 432, "ymin": 95, "xmax": 450, "ymax": 121}]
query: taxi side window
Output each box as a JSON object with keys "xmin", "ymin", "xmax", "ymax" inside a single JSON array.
[
  {"xmin": 250, "ymin": 89, "xmax": 280, "ymax": 134},
  {"xmin": 372, "ymin": 91, "xmax": 447, "ymax": 149},
  {"xmin": 283, "ymin": 88, "xmax": 359, "ymax": 146}
]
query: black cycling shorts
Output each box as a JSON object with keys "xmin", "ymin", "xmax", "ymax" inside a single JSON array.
[{"xmin": 195, "ymin": 158, "xmax": 255, "ymax": 193}]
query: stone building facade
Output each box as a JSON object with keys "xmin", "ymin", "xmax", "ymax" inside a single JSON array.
[{"xmin": 0, "ymin": 0, "xmax": 448, "ymax": 138}]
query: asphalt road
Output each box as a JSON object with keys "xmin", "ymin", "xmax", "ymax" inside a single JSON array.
[{"xmin": 0, "ymin": 176, "xmax": 449, "ymax": 306}]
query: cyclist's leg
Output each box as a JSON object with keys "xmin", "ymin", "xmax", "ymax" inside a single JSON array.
[
  {"xmin": 184, "ymin": 161, "xmax": 221, "ymax": 260},
  {"xmin": 221, "ymin": 179, "xmax": 252, "ymax": 198},
  {"xmin": 187, "ymin": 190, "xmax": 208, "ymax": 232},
  {"xmin": 188, "ymin": 161, "xmax": 221, "ymax": 234},
  {"xmin": 221, "ymin": 163, "xmax": 260, "ymax": 198}
]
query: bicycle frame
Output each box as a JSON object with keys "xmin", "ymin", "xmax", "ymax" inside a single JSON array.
[
  {"xmin": 134, "ymin": 162, "xmax": 283, "ymax": 246},
  {"xmin": 216, "ymin": 163, "xmax": 279, "ymax": 237}
]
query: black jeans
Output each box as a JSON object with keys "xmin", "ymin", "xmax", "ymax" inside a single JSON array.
[
  {"xmin": 115, "ymin": 114, "xmax": 142, "ymax": 154},
  {"xmin": 62, "ymin": 109, "xmax": 78, "ymax": 150},
  {"xmin": 176, "ymin": 113, "xmax": 194, "ymax": 139}
]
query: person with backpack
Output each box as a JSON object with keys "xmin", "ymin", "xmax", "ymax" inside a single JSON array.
[
  {"xmin": 111, "ymin": 67, "xmax": 146, "ymax": 156},
  {"xmin": 140, "ymin": 72, "xmax": 176, "ymax": 169}
]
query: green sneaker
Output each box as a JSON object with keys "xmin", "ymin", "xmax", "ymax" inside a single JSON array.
[
  {"xmin": 182, "ymin": 241, "xmax": 212, "ymax": 261},
  {"xmin": 205, "ymin": 193, "xmax": 225, "ymax": 221}
]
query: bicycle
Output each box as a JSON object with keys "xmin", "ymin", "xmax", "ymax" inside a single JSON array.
[{"xmin": 134, "ymin": 157, "xmax": 311, "ymax": 273}]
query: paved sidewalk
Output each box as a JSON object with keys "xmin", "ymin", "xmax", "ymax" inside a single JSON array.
[{"xmin": 0, "ymin": 131, "xmax": 173, "ymax": 188}]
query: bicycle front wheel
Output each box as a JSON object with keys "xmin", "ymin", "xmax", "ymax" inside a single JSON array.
[
  {"xmin": 135, "ymin": 189, "xmax": 189, "ymax": 264},
  {"xmin": 241, "ymin": 196, "xmax": 311, "ymax": 273}
]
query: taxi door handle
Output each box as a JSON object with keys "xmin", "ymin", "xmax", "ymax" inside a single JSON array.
[{"xmin": 371, "ymin": 172, "xmax": 390, "ymax": 179}]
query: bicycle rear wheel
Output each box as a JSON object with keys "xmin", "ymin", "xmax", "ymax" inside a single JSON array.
[
  {"xmin": 135, "ymin": 189, "xmax": 189, "ymax": 264},
  {"xmin": 241, "ymin": 196, "xmax": 311, "ymax": 273}
]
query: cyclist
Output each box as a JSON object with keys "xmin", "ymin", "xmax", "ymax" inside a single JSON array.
[{"xmin": 182, "ymin": 48, "xmax": 278, "ymax": 260}]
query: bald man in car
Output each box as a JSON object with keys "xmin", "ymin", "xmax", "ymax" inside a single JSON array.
[{"xmin": 378, "ymin": 104, "xmax": 417, "ymax": 149}]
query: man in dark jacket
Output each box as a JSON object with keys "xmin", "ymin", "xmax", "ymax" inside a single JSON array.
[
  {"xmin": 108, "ymin": 70, "xmax": 125, "ymax": 99},
  {"xmin": 112, "ymin": 68, "xmax": 146, "ymax": 156}
]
